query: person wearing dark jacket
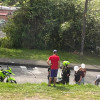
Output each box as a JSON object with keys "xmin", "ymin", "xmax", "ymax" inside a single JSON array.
[
  {"xmin": 74, "ymin": 66, "xmax": 82, "ymax": 85},
  {"xmin": 62, "ymin": 61, "xmax": 70, "ymax": 84}
]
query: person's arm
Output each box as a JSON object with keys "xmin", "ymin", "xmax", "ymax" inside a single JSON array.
[
  {"xmin": 47, "ymin": 59, "xmax": 52, "ymax": 66},
  {"xmin": 67, "ymin": 69, "xmax": 70, "ymax": 76},
  {"xmin": 95, "ymin": 76, "xmax": 98, "ymax": 85},
  {"xmin": 78, "ymin": 76, "xmax": 82, "ymax": 83},
  {"xmin": 94, "ymin": 80, "xmax": 96, "ymax": 85}
]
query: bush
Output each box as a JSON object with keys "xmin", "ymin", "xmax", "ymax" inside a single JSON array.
[{"xmin": 0, "ymin": 37, "xmax": 12, "ymax": 48}]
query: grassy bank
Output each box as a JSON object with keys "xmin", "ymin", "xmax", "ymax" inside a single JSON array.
[
  {"xmin": 0, "ymin": 83, "xmax": 100, "ymax": 100},
  {"xmin": 0, "ymin": 47, "xmax": 100, "ymax": 65}
]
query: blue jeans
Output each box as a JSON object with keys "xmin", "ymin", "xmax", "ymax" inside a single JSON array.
[
  {"xmin": 80, "ymin": 77, "xmax": 84, "ymax": 84},
  {"xmin": 76, "ymin": 82, "xmax": 80, "ymax": 85}
]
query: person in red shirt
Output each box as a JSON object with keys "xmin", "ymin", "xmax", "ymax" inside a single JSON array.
[{"xmin": 47, "ymin": 50, "xmax": 60, "ymax": 87}]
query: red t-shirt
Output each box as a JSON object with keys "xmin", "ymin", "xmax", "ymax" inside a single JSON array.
[{"xmin": 49, "ymin": 54, "xmax": 60, "ymax": 69}]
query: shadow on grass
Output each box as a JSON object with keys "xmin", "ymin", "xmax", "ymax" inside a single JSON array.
[{"xmin": 53, "ymin": 84, "xmax": 70, "ymax": 91}]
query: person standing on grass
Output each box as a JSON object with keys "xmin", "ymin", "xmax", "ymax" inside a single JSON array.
[
  {"xmin": 74, "ymin": 66, "xmax": 82, "ymax": 85},
  {"xmin": 47, "ymin": 50, "xmax": 60, "ymax": 87},
  {"xmin": 62, "ymin": 61, "xmax": 70, "ymax": 84},
  {"xmin": 79, "ymin": 63, "xmax": 86, "ymax": 84}
]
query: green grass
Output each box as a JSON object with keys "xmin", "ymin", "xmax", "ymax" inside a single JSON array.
[
  {"xmin": 0, "ymin": 47, "xmax": 100, "ymax": 65},
  {"xmin": 0, "ymin": 83, "xmax": 100, "ymax": 100}
]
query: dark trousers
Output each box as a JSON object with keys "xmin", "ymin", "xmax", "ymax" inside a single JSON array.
[{"xmin": 62, "ymin": 77, "xmax": 69, "ymax": 84}]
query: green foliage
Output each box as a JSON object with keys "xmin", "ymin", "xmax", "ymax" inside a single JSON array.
[
  {"xmin": 2, "ymin": 0, "xmax": 100, "ymax": 53},
  {"xmin": 3, "ymin": 19, "xmax": 23, "ymax": 48},
  {"xmin": 85, "ymin": 0, "xmax": 100, "ymax": 52},
  {"xmin": 0, "ymin": 0, "xmax": 27, "ymax": 6},
  {"xmin": 0, "ymin": 37, "xmax": 11, "ymax": 48}
]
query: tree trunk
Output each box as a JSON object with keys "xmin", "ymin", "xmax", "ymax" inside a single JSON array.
[
  {"xmin": 80, "ymin": 0, "xmax": 88, "ymax": 55},
  {"xmin": 30, "ymin": 0, "xmax": 33, "ymax": 7}
]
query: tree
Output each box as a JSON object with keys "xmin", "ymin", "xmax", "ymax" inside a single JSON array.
[
  {"xmin": 2, "ymin": 0, "xmax": 100, "ymax": 53},
  {"xmin": 80, "ymin": 0, "xmax": 89, "ymax": 55},
  {"xmin": 3, "ymin": 0, "xmax": 84, "ymax": 49}
]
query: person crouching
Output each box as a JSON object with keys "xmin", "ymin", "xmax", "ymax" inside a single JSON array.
[{"xmin": 74, "ymin": 66, "xmax": 82, "ymax": 85}]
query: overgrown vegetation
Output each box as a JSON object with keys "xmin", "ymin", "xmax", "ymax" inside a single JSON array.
[
  {"xmin": 0, "ymin": 82, "xmax": 100, "ymax": 100},
  {"xmin": 0, "ymin": 0, "xmax": 99, "ymax": 54}
]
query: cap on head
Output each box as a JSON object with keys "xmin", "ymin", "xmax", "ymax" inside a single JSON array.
[
  {"xmin": 81, "ymin": 63, "xmax": 85, "ymax": 68},
  {"xmin": 74, "ymin": 66, "xmax": 79, "ymax": 71},
  {"xmin": 53, "ymin": 50, "xmax": 57, "ymax": 54}
]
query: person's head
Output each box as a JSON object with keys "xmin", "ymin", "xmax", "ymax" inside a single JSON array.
[
  {"xmin": 81, "ymin": 63, "xmax": 85, "ymax": 69},
  {"xmin": 53, "ymin": 50, "xmax": 57, "ymax": 54},
  {"xmin": 63, "ymin": 61, "xmax": 70, "ymax": 67},
  {"xmin": 80, "ymin": 63, "xmax": 86, "ymax": 71},
  {"xmin": 74, "ymin": 66, "xmax": 79, "ymax": 72}
]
